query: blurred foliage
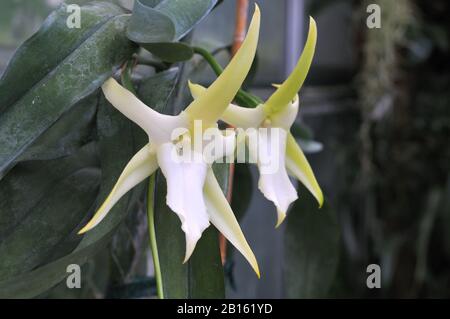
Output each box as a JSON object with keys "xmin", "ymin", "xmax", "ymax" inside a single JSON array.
[{"xmin": 319, "ymin": 0, "xmax": 450, "ymax": 297}]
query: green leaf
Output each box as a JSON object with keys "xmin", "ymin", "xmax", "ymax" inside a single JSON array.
[
  {"xmin": 18, "ymin": 92, "xmax": 98, "ymax": 162},
  {"xmin": 0, "ymin": 143, "xmax": 100, "ymax": 280},
  {"xmin": 142, "ymin": 42, "xmax": 194, "ymax": 63},
  {"xmin": 230, "ymin": 164, "xmax": 253, "ymax": 222},
  {"xmin": 126, "ymin": 0, "xmax": 176, "ymax": 44},
  {"xmin": 0, "ymin": 2, "xmax": 124, "ymax": 112},
  {"xmin": 0, "ymin": 3, "xmax": 136, "ymax": 178},
  {"xmin": 155, "ymin": 0, "xmax": 217, "ymax": 40},
  {"xmin": 138, "ymin": 68, "xmax": 179, "ymax": 113},
  {"xmin": 127, "ymin": 0, "xmax": 216, "ymax": 62},
  {"xmin": 284, "ymin": 185, "xmax": 340, "ymax": 298},
  {"xmin": 0, "ymin": 93, "xmax": 144, "ymax": 298}
]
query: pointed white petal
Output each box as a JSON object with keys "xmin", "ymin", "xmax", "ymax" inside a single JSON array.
[
  {"xmin": 285, "ymin": 132, "xmax": 324, "ymax": 207},
  {"xmin": 247, "ymin": 128, "xmax": 298, "ymax": 225},
  {"xmin": 79, "ymin": 144, "xmax": 158, "ymax": 234},
  {"xmin": 188, "ymin": 82, "xmax": 266, "ymax": 129},
  {"xmin": 102, "ymin": 78, "xmax": 189, "ymax": 143},
  {"xmin": 156, "ymin": 142, "xmax": 210, "ymax": 262},
  {"xmin": 203, "ymin": 168, "xmax": 260, "ymax": 277}
]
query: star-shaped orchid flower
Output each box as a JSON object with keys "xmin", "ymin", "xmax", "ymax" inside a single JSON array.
[
  {"xmin": 79, "ymin": 6, "xmax": 261, "ymax": 276},
  {"xmin": 189, "ymin": 17, "xmax": 323, "ymax": 227}
]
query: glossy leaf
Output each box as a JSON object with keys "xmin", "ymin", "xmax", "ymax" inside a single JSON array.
[
  {"xmin": 141, "ymin": 42, "xmax": 194, "ymax": 63},
  {"xmin": 0, "ymin": 2, "xmax": 124, "ymax": 112},
  {"xmin": 138, "ymin": 68, "xmax": 179, "ymax": 113},
  {"xmin": 284, "ymin": 185, "xmax": 340, "ymax": 298},
  {"xmin": 0, "ymin": 93, "xmax": 144, "ymax": 298},
  {"xmin": 127, "ymin": 0, "xmax": 216, "ymax": 62},
  {"xmin": 17, "ymin": 93, "xmax": 97, "ymax": 162},
  {"xmin": 0, "ymin": 3, "xmax": 136, "ymax": 178}
]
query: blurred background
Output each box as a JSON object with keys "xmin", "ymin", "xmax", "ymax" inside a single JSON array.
[{"xmin": 1, "ymin": 0, "xmax": 449, "ymax": 298}]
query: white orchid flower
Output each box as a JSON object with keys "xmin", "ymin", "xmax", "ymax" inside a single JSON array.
[
  {"xmin": 79, "ymin": 6, "xmax": 262, "ymax": 276},
  {"xmin": 189, "ymin": 17, "xmax": 323, "ymax": 227}
]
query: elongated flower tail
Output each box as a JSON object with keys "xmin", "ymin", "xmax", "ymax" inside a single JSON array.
[
  {"xmin": 204, "ymin": 169, "xmax": 260, "ymax": 277},
  {"xmin": 78, "ymin": 144, "xmax": 158, "ymax": 234},
  {"xmin": 285, "ymin": 133, "xmax": 324, "ymax": 208},
  {"xmin": 185, "ymin": 4, "xmax": 260, "ymax": 128},
  {"xmin": 276, "ymin": 209, "xmax": 287, "ymax": 228},
  {"xmin": 264, "ymin": 17, "xmax": 317, "ymax": 114}
]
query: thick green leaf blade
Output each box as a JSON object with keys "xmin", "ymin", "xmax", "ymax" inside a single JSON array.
[
  {"xmin": 127, "ymin": 0, "xmax": 216, "ymax": 62},
  {"xmin": 126, "ymin": 0, "xmax": 176, "ymax": 43},
  {"xmin": 141, "ymin": 42, "xmax": 194, "ymax": 63},
  {"xmin": 0, "ymin": 163, "xmax": 101, "ymax": 280},
  {"xmin": 138, "ymin": 68, "xmax": 179, "ymax": 112},
  {"xmin": 0, "ymin": 2, "xmax": 124, "ymax": 112},
  {"xmin": 18, "ymin": 92, "xmax": 97, "ymax": 162},
  {"xmin": 0, "ymin": 94, "xmax": 143, "ymax": 298},
  {"xmin": 284, "ymin": 185, "xmax": 340, "ymax": 298},
  {"xmin": 155, "ymin": 0, "xmax": 217, "ymax": 40},
  {"xmin": 0, "ymin": 143, "xmax": 99, "ymax": 243},
  {"xmin": 0, "ymin": 8, "xmax": 136, "ymax": 178}
]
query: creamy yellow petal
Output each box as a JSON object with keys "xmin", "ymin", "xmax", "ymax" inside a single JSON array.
[
  {"xmin": 285, "ymin": 132, "xmax": 324, "ymax": 207},
  {"xmin": 184, "ymin": 5, "xmax": 260, "ymax": 128},
  {"xmin": 264, "ymin": 17, "xmax": 317, "ymax": 114},
  {"xmin": 203, "ymin": 168, "xmax": 260, "ymax": 277},
  {"xmin": 79, "ymin": 144, "xmax": 158, "ymax": 234}
]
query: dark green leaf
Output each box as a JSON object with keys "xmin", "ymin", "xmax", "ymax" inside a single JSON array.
[
  {"xmin": 284, "ymin": 186, "xmax": 340, "ymax": 298},
  {"xmin": 127, "ymin": 0, "xmax": 216, "ymax": 62},
  {"xmin": 0, "ymin": 3, "xmax": 136, "ymax": 178},
  {"xmin": 0, "ymin": 93, "xmax": 143, "ymax": 298},
  {"xmin": 138, "ymin": 68, "xmax": 179, "ymax": 113},
  {"xmin": 230, "ymin": 164, "xmax": 253, "ymax": 222},
  {"xmin": 0, "ymin": 2, "xmax": 124, "ymax": 112},
  {"xmin": 142, "ymin": 42, "xmax": 194, "ymax": 63},
  {"xmin": 127, "ymin": 0, "xmax": 175, "ymax": 43},
  {"xmin": 18, "ymin": 92, "xmax": 98, "ymax": 162},
  {"xmin": 0, "ymin": 162, "xmax": 101, "ymax": 279},
  {"xmin": 291, "ymin": 122, "xmax": 314, "ymax": 140},
  {"xmin": 155, "ymin": 0, "xmax": 217, "ymax": 40}
]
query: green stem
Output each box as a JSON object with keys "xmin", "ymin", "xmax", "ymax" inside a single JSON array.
[
  {"xmin": 192, "ymin": 47, "xmax": 263, "ymax": 108},
  {"xmin": 147, "ymin": 175, "xmax": 164, "ymax": 299},
  {"xmin": 121, "ymin": 61, "xmax": 137, "ymax": 95},
  {"xmin": 121, "ymin": 62, "xmax": 164, "ymax": 299}
]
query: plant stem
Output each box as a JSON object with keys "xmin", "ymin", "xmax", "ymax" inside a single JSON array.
[
  {"xmin": 192, "ymin": 47, "xmax": 262, "ymax": 107},
  {"xmin": 147, "ymin": 175, "xmax": 164, "ymax": 299},
  {"xmin": 121, "ymin": 62, "xmax": 164, "ymax": 299}
]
